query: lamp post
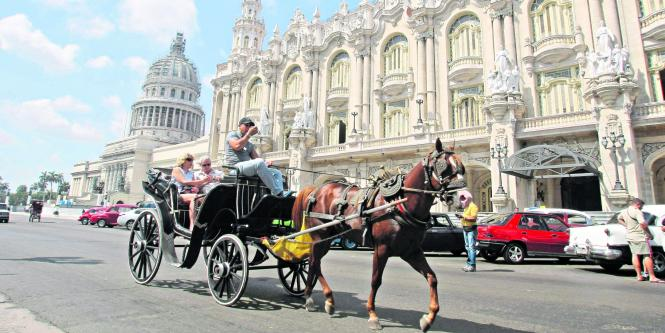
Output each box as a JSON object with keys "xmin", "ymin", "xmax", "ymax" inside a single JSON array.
[
  {"xmin": 490, "ymin": 142, "xmax": 508, "ymax": 195},
  {"xmin": 601, "ymin": 127, "xmax": 626, "ymax": 191},
  {"xmin": 351, "ymin": 111, "xmax": 358, "ymax": 134},
  {"xmin": 415, "ymin": 96, "xmax": 424, "ymax": 125}
]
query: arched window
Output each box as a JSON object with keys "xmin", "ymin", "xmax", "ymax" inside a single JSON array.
[
  {"xmin": 170, "ymin": 88, "xmax": 176, "ymax": 98},
  {"xmin": 247, "ymin": 78, "xmax": 263, "ymax": 110},
  {"xmin": 160, "ymin": 87, "xmax": 165, "ymax": 96},
  {"xmin": 284, "ymin": 66, "xmax": 302, "ymax": 101},
  {"xmin": 451, "ymin": 86, "xmax": 484, "ymax": 128},
  {"xmin": 383, "ymin": 35, "xmax": 409, "ymax": 75},
  {"xmin": 327, "ymin": 111, "xmax": 347, "ymax": 145},
  {"xmin": 448, "ymin": 15, "xmax": 482, "ymax": 65},
  {"xmin": 647, "ymin": 49, "xmax": 665, "ymax": 102},
  {"xmin": 329, "ymin": 52, "xmax": 350, "ymax": 90},
  {"xmin": 189, "ymin": 93, "xmax": 193, "ymax": 101},
  {"xmin": 383, "ymin": 100, "xmax": 409, "ymax": 138},
  {"xmin": 253, "ymin": 38, "xmax": 259, "ymax": 48},
  {"xmin": 243, "ymin": 36, "xmax": 249, "ymax": 48},
  {"xmin": 151, "ymin": 88, "xmax": 156, "ymax": 96},
  {"xmin": 640, "ymin": 0, "xmax": 665, "ymax": 17},
  {"xmin": 180, "ymin": 90, "xmax": 185, "ymax": 99},
  {"xmin": 530, "ymin": 0, "xmax": 573, "ymax": 43},
  {"xmin": 282, "ymin": 126, "xmax": 291, "ymax": 150},
  {"xmin": 536, "ymin": 67, "xmax": 583, "ymax": 116}
]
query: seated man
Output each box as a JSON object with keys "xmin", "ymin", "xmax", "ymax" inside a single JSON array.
[
  {"xmin": 171, "ymin": 153, "xmax": 211, "ymax": 230},
  {"xmin": 195, "ymin": 155, "xmax": 223, "ymax": 194},
  {"xmin": 225, "ymin": 117, "xmax": 291, "ymax": 197}
]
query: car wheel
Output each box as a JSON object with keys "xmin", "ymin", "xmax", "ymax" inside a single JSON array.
[
  {"xmin": 652, "ymin": 251, "xmax": 665, "ymax": 278},
  {"xmin": 557, "ymin": 257, "xmax": 571, "ymax": 264},
  {"xmin": 97, "ymin": 219, "xmax": 106, "ymax": 228},
  {"xmin": 126, "ymin": 220, "xmax": 134, "ymax": 230},
  {"xmin": 450, "ymin": 250, "xmax": 463, "ymax": 257},
  {"xmin": 503, "ymin": 243, "xmax": 525, "ymax": 264},
  {"xmin": 480, "ymin": 249, "xmax": 499, "ymax": 262},
  {"xmin": 81, "ymin": 218, "xmax": 89, "ymax": 225},
  {"xmin": 599, "ymin": 262, "xmax": 623, "ymax": 273},
  {"xmin": 341, "ymin": 237, "xmax": 358, "ymax": 250}
]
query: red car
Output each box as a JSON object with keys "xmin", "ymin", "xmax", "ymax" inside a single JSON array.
[
  {"xmin": 90, "ymin": 204, "xmax": 138, "ymax": 228},
  {"xmin": 78, "ymin": 206, "xmax": 105, "ymax": 225},
  {"xmin": 477, "ymin": 212, "xmax": 574, "ymax": 264}
]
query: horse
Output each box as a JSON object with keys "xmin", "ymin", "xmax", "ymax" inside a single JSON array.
[{"xmin": 291, "ymin": 138, "xmax": 465, "ymax": 332}]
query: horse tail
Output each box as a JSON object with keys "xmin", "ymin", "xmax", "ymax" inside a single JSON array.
[{"xmin": 292, "ymin": 185, "xmax": 317, "ymax": 231}]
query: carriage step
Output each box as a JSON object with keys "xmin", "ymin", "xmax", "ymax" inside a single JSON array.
[{"xmin": 249, "ymin": 246, "xmax": 269, "ymax": 266}]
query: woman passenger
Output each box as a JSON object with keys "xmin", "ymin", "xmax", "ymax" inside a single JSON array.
[{"xmin": 172, "ymin": 153, "xmax": 211, "ymax": 230}]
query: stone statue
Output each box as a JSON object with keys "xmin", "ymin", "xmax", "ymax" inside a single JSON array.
[
  {"xmin": 292, "ymin": 111, "xmax": 306, "ymax": 129},
  {"xmin": 259, "ymin": 107, "xmax": 272, "ymax": 135},
  {"xmin": 507, "ymin": 66, "xmax": 520, "ymax": 93},
  {"xmin": 495, "ymin": 48, "xmax": 510, "ymax": 75},
  {"xmin": 595, "ymin": 21, "xmax": 615, "ymax": 59},
  {"xmin": 584, "ymin": 51, "xmax": 598, "ymax": 78},
  {"xmin": 613, "ymin": 47, "xmax": 630, "ymax": 75},
  {"xmin": 303, "ymin": 96, "xmax": 314, "ymax": 128}
]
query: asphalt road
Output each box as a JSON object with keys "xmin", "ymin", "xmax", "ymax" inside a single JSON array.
[{"xmin": 0, "ymin": 213, "xmax": 663, "ymax": 333}]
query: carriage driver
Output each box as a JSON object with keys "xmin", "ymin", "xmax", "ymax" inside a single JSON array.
[{"xmin": 225, "ymin": 117, "xmax": 292, "ymax": 197}]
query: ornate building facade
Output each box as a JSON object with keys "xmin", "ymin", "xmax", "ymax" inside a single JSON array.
[
  {"xmin": 70, "ymin": 33, "xmax": 205, "ymax": 204},
  {"xmin": 209, "ymin": 0, "xmax": 665, "ymax": 212}
]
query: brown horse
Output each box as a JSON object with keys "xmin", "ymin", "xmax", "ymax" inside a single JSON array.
[{"xmin": 291, "ymin": 138, "xmax": 465, "ymax": 332}]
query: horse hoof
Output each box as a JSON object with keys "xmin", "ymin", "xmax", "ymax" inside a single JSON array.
[
  {"xmin": 324, "ymin": 301, "xmax": 335, "ymax": 315},
  {"xmin": 305, "ymin": 298, "xmax": 317, "ymax": 312},
  {"xmin": 368, "ymin": 318, "xmax": 382, "ymax": 330},
  {"xmin": 419, "ymin": 315, "xmax": 432, "ymax": 332}
]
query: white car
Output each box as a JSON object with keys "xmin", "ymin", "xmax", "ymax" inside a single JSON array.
[
  {"xmin": 565, "ymin": 205, "xmax": 665, "ymax": 276},
  {"xmin": 117, "ymin": 208, "xmax": 149, "ymax": 230},
  {"xmin": 527, "ymin": 208, "xmax": 594, "ymax": 227}
]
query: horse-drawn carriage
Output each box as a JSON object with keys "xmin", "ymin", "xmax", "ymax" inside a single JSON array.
[
  {"xmin": 128, "ymin": 166, "xmax": 312, "ymax": 305},
  {"xmin": 29, "ymin": 200, "xmax": 43, "ymax": 223}
]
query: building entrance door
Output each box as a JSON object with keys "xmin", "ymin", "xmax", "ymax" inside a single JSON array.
[{"xmin": 560, "ymin": 170, "xmax": 601, "ymax": 211}]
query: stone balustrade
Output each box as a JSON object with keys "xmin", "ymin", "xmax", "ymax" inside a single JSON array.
[
  {"xmin": 518, "ymin": 111, "xmax": 594, "ymax": 130},
  {"xmin": 447, "ymin": 56, "xmax": 483, "ymax": 70},
  {"xmin": 531, "ymin": 35, "xmax": 575, "ymax": 52}
]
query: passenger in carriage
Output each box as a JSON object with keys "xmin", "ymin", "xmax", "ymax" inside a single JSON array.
[
  {"xmin": 172, "ymin": 153, "xmax": 212, "ymax": 230},
  {"xmin": 225, "ymin": 117, "xmax": 292, "ymax": 197},
  {"xmin": 195, "ymin": 155, "xmax": 223, "ymax": 194}
]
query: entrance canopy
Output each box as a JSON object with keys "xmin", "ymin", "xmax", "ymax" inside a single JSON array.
[{"xmin": 502, "ymin": 145, "xmax": 599, "ymax": 179}]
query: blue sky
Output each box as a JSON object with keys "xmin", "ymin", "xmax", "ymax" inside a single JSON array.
[{"xmin": 0, "ymin": 0, "xmax": 361, "ymax": 191}]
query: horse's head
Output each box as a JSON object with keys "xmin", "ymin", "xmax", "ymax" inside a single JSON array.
[{"xmin": 423, "ymin": 138, "xmax": 465, "ymax": 192}]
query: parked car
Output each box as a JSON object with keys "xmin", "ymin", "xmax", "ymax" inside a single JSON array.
[
  {"xmin": 477, "ymin": 212, "xmax": 575, "ymax": 264},
  {"xmin": 0, "ymin": 203, "xmax": 10, "ymax": 223},
  {"xmin": 90, "ymin": 204, "xmax": 138, "ymax": 228},
  {"xmin": 421, "ymin": 213, "xmax": 466, "ymax": 255},
  {"xmin": 117, "ymin": 208, "xmax": 151, "ymax": 230},
  {"xmin": 565, "ymin": 205, "xmax": 665, "ymax": 276},
  {"xmin": 78, "ymin": 207, "xmax": 105, "ymax": 225},
  {"xmin": 331, "ymin": 236, "xmax": 359, "ymax": 250},
  {"xmin": 527, "ymin": 208, "xmax": 594, "ymax": 227}
]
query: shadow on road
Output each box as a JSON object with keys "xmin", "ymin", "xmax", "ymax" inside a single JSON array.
[
  {"xmin": 0, "ymin": 256, "xmax": 103, "ymax": 265},
  {"xmin": 577, "ymin": 267, "xmax": 633, "ymax": 277},
  {"xmin": 148, "ymin": 279, "xmax": 210, "ymax": 297}
]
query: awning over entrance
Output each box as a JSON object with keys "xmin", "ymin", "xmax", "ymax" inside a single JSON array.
[{"xmin": 502, "ymin": 145, "xmax": 599, "ymax": 179}]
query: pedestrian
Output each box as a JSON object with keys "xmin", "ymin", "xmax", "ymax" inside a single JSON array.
[
  {"xmin": 195, "ymin": 155, "xmax": 223, "ymax": 194},
  {"xmin": 456, "ymin": 190, "xmax": 479, "ymax": 272},
  {"xmin": 225, "ymin": 117, "xmax": 291, "ymax": 197},
  {"xmin": 617, "ymin": 197, "xmax": 664, "ymax": 283}
]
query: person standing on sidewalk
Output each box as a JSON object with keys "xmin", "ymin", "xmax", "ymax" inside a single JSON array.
[
  {"xmin": 617, "ymin": 197, "xmax": 664, "ymax": 283},
  {"xmin": 456, "ymin": 190, "xmax": 479, "ymax": 272}
]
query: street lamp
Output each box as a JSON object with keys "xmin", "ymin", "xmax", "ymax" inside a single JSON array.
[
  {"xmin": 415, "ymin": 96, "xmax": 424, "ymax": 125},
  {"xmin": 601, "ymin": 127, "xmax": 626, "ymax": 191},
  {"xmin": 351, "ymin": 111, "xmax": 358, "ymax": 134},
  {"xmin": 490, "ymin": 142, "xmax": 508, "ymax": 195}
]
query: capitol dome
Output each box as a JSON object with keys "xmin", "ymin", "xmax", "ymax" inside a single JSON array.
[{"xmin": 129, "ymin": 33, "xmax": 205, "ymax": 143}]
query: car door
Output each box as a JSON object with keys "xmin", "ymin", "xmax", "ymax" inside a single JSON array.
[
  {"xmin": 422, "ymin": 216, "xmax": 452, "ymax": 251},
  {"xmin": 542, "ymin": 216, "xmax": 569, "ymax": 254},
  {"xmin": 518, "ymin": 214, "xmax": 550, "ymax": 253}
]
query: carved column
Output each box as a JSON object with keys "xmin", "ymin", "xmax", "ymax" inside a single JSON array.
[
  {"xmin": 304, "ymin": 68, "xmax": 312, "ymax": 100},
  {"xmin": 417, "ymin": 36, "xmax": 427, "ymax": 110},
  {"xmin": 425, "ymin": 32, "xmax": 436, "ymax": 122},
  {"xmin": 351, "ymin": 53, "xmax": 363, "ymax": 133},
  {"xmin": 602, "ymin": 0, "xmax": 622, "ymax": 46},
  {"xmin": 362, "ymin": 53, "xmax": 371, "ymax": 131},
  {"xmin": 312, "ymin": 67, "xmax": 320, "ymax": 131},
  {"xmin": 229, "ymin": 93, "xmax": 237, "ymax": 131},
  {"xmin": 588, "ymin": 0, "xmax": 604, "ymax": 49},
  {"xmin": 503, "ymin": 13, "xmax": 517, "ymax": 65},
  {"xmin": 492, "ymin": 15, "xmax": 504, "ymax": 53}
]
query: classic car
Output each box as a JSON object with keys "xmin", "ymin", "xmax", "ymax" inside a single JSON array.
[
  {"xmin": 421, "ymin": 213, "xmax": 466, "ymax": 255},
  {"xmin": 527, "ymin": 208, "xmax": 594, "ymax": 227},
  {"xmin": 564, "ymin": 205, "xmax": 665, "ymax": 276},
  {"xmin": 90, "ymin": 204, "xmax": 138, "ymax": 228}
]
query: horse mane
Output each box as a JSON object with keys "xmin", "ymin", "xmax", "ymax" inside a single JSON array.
[{"xmin": 292, "ymin": 185, "xmax": 317, "ymax": 231}]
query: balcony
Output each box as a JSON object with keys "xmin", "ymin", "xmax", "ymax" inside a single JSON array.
[
  {"xmin": 531, "ymin": 35, "xmax": 575, "ymax": 64},
  {"xmin": 641, "ymin": 9, "xmax": 665, "ymax": 40},
  {"xmin": 632, "ymin": 102, "xmax": 665, "ymax": 127},
  {"xmin": 263, "ymin": 150, "xmax": 290, "ymax": 162},
  {"xmin": 516, "ymin": 111, "xmax": 595, "ymax": 138},
  {"xmin": 281, "ymin": 98, "xmax": 302, "ymax": 115},
  {"xmin": 376, "ymin": 69, "xmax": 415, "ymax": 99},
  {"xmin": 447, "ymin": 56, "xmax": 483, "ymax": 83},
  {"xmin": 326, "ymin": 87, "xmax": 349, "ymax": 107}
]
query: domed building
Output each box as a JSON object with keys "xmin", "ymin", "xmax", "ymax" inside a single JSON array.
[{"xmin": 70, "ymin": 33, "xmax": 206, "ymax": 205}]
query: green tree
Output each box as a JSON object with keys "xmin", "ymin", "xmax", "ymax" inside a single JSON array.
[
  {"xmin": 58, "ymin": 181, "xmax": 70, "ymax": 195},
  {"xmin": 9, "ymin": 185, "xmax": 28, "ymax": 206},
  {"xmin": 0, "ymin": 176, "xmax": 9, "ymax": 202}
]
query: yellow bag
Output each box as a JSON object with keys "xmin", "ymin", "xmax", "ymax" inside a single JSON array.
[{"xmin": 262, "ymin": 214, "xmax": 312, "ymax": 263}]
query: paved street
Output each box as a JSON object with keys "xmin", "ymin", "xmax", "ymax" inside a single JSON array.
[{"xmin": 0, "ymin": 213, "xmax": 663, "ymax": 333}]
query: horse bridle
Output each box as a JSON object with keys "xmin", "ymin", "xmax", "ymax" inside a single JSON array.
[{"xmin": 421, "ymin": 151, "xmax": 456, "ymax": 195}]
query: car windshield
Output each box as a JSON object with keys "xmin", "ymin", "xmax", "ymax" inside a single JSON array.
[
  {"xmin": 480, "ymin": 213, "xmax": 511, "ymax": 225},
  {"xmin": 0, "ymin": 203, "xmax": 7, "ymax": 210}
]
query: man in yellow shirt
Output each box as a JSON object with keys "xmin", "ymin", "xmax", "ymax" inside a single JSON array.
[{"xmin": 456, "ymin": 190, "xmax": 479, "ymax": 272}]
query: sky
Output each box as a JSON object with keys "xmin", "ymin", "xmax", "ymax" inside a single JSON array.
[{"xmin": 0, "ymin": 0, "xmax": 362, "ymax": 191}]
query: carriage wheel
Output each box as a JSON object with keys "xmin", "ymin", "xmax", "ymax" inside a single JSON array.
[
  {"xmin": 278, "ymin": 258, "xmax": 316, "ymax": 297},
  {"xmin": 207, "ymin": 234, "xmax": 248, "ymax": 306},
  {"xmin": 128, "ymin": 211, "xmax": 162, "ymax": 285}
]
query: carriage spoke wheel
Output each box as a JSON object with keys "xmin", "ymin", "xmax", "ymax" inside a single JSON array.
[
  {"xmin": 128, "ymin": 211, "xmax": 162, "ymax": 285},
  {"xmin": 207, "ymin": 234, "xmax": 248, "ymax": 306},
  {"xmin": 278, "ymin": 258, "xmax": 316, "ymax": 297}
]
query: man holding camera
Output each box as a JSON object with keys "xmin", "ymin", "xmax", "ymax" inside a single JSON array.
[{"xmin": 456, "ymin": 190, "xmax": 479, "ymax": 272}]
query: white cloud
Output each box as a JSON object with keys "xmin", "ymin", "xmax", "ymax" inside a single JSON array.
[
  {"xmin": 0, "ymin": 14, "xmax": 79, "ymax": 73},
  {"xmin": 122, "ymin": 56, "xmax": 148, "ymax": 75},
  {"xmin": 85, "ymin": 56, "xmax": 113, "ymax": 69},
  {"xmin": 68, "ymin": 17, "xmax": 115, "ymax": 39},
  {"xmin": 118, "ymin": 0, "xmax": 198, "ymax": 43},
  {"xmin": 0, "ymin": 96, "xmax": 100, "ymax": 141},
  {"xmin": 0, "ymin": 129, "xmax": 15, "ymax": 145},
  {"xmin": 103, "ymin": 96, "xmax": 129, "ymax": 137},
  {"xmin": 48, "ymin": 153, "xmax": 62, "ymax": 163}
]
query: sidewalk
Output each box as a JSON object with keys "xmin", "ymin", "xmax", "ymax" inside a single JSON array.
[{"xmin": 0, "ymin": 293, "xmax": 64, "ymax": 333}]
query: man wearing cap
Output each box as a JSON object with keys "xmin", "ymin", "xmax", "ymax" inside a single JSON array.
[{"xmin": 225, "ymin": 117, "xmax": 291, "ymax": 197}]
